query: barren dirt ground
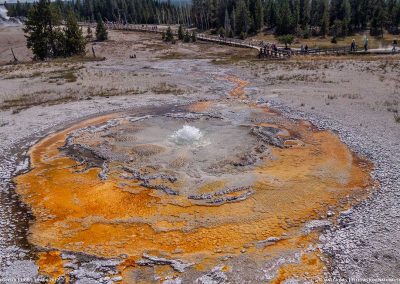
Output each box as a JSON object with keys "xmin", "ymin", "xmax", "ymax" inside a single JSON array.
[{"xmin": 0, "ymin": 26, "xmax": 399, "ymax": 283}]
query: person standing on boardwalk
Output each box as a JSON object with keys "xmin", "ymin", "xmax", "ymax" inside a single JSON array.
[
  {"xmin": 392, "ymin": 39, "xmax": 398, "ymax": 52},
  {"xmin": 351, "ymin": 39, "xmax": 356, "ymax": 52},
  {"xmin": 364, "ymin": 37, "xmax": 369, "ymax": 51}
]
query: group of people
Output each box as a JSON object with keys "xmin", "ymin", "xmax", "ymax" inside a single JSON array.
[
  {"xmin": 350, "ymin": 38, "xmax": 369, "ymax": 52},
  {"xmin": 258, "ymin": 36, "xmax": 399, "ymax": 57},
  {"xmin": 351, "ymin": 37, "xmax": 398, "ymax": 52}
]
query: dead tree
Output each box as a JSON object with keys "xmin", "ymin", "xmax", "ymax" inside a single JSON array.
[{"xmin": 11, "ymin": 48, "xmax": 18, "ymax": 63}]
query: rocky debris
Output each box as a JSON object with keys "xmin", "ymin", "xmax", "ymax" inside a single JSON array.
[
  {"xmin": 188, "ymin": 186, "xmax": 254, "ymax": 205},
  {"xmin": 64, "ymin": 119, "xmax": 122, "ymax": 148},
  {"xmin": 195, "ymin": 265, "xmax": 228, "ymax": 284},
  {"xmin": 126, "ymin": 115, "xmax": 153, "ymax": 122},
  {"xmin": 99, "ymin": 162, "xmax": 109, "ymax": 180},
  {"xmin": 256, "ymin": 236, "xmax": 282, "ymax": 249},
  {"xmin": 163, "ymin": 276, "xmax": 182, "ymax": 284},
  {"xmin": 65, "ymin": 255, "xmax": 121, "ymax": 284},
  {"xmin": 121, "ymin": 167, "xmax": 179, "ymax": 195},
  {"xmin": 13, "ymin": 156, "xmax": 30, "ymax": 176},
  {"xmin": 165, "ymin": 112, "xmax": 222, "ymax": 120},
  {"xmin": 326, "ymin": 211, "xmax": 335, "ymax": 217},
  {"xmin": 258, "ymin": 237, "xmax": 281, "ymax": 244},
  {"xmin": 304, "ymin": 220, "xmax": 332, "ymax": 233},
  {"xmin": 60, "ymin": 143, "xmax": 109, "ymax": 179},
  {"xmin": 55, "ymin": 276, "xmax": 67, "ymax": 284},
  {"xmin": 282, "ymin": 278, "xmax": 301, "ymax": 284},
  {"xmin": 61, "ymin": 252, "xmax": 77, "ymax": 260},
  {"xmin": 251, "ymin": 126, "xmax": 284, "ymax": 148},
  {"xmin": 263, "ymin": 253, "xmax": 303, "ymax": 282},
  {"xmin": 111, "ymin": 276, "xmax": 122, "ymax": 282},
  {"xmin": 1, "ymin": 260, "xmax": 39, "ymax": 280},
  {"xmin": 232, "ymin": 154, "xmax": 257, "ymax": 167},
  {"xmin": 143, "ymin": 183, "xmax": 179, "ymax": 196},
  {"xmin": 137, "ymin": 253, "xmax": 194, "ymax": 273},
  {"xmin": 60, "ymin": 117, "xmax": 131, "ymax": 180},
  {"xmin": 0, "ymin": 148, "xmax": 34, "ymax": 275}
]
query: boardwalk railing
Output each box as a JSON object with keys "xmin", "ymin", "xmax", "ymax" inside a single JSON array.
[
  {"xmin": 100, "ymin": 23, "xmax": 389, "ymax": 58},
  {"xmin": 102, "ymin": 23, "xmax": 291, "ymax": 59},
  {"xmin": 292, "ymin": 46, "xmax": 351, "ymax": 55}
]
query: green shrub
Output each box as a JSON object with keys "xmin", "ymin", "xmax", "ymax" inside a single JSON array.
[
  {"xmin": 183, "ymin": 30, "xmax": 191, "ymax": 42},
  {"xmin": 178, "ymin": 25, "xmax": 184, "ymax": 40},
  {"xmin": 191, "ymin": 31, "xmax": 197, "ymax": 42},
  {"xmin": 165, "ymin": 26, "xmax": 174, "ymax": 42},
  {"xmin": 277, "ymin": 34, "xmax": 294, "ymax": 48},
  {"xmin": 96, "ymin": 16, "xmax": 108, "ymax": 41}
]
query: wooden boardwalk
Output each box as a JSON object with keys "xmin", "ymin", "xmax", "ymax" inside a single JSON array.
[
  {"xmin": 103, "ymin": 23, "xmax": 291, "ymax": 59},
  {"xmin": 102, "ymin": 23, "xmax": 400, "ymax": 59}
]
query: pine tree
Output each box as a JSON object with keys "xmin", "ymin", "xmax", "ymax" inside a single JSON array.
[
  {"xmin": 86, "ymin": 25, "xmax": 93, "ymax": 40},
  {"xmin": 191, "ymin": 31, "xmax": 197, "ymax": 42},
  {"xmin": 299, "ymin": 0, "xmax": 310, "ymax": 29},
  {"xmin": 276, "ymin": 0, "xmax": 294, "ymax": 35},
  {"xmin": 342, "ymin": 0, "xmax": 351, "ymax": 35},
  {"xmin": 235, "ymin": 0, "xmax": 250, "ymax": 35},
  {"xmin": 265, "ymin": 0, "xmax": 277, "ymax": 27},
  {"xmin": 224, "ymin": 8, "xmax": 231, "ymax": 32},
  {"xmin": 178, "ymin": 24, "xmax": 184, "ymax": 40},
  {"xmin": 310, "ymin": 0, "xmax": 319, "ymax": 26},
  {"xmin": 183, "ymin": 30, "xmax": 191, "ymax": 42},
  {"xmin": 165, "ymin": 26, "xmax": 174, "ymax": 42},
  {"xmin": 320, "ymin": 0, "xmax": 330, "ymax": 36},
  {"xmin": 64, "ymin": 11, "xmax": 86, "ymax": 56},
  {"xmin": 386, "ymin": 0, "xmax": 399, "ymax": 33},
  {"xmin": 24, "ymin": 0, "xmax": 54, "ymax": 60},
  {"xmin": 52, "ymin": 27, "xmax": 67, "ymax": 57},
  {"xmin": 254, "ymin": 0, "xmax": 264, "ymax": 31},
  {"xmin": 218, "ymin": 26, "xmax": 226, "ymax": 37},
  {"xmin": 96, "ymin": 14, "xmax": 108, "ymax": 41},
  {"xmin": 370, "ymin": 0, "xmax": 386, "ymax": 37}
]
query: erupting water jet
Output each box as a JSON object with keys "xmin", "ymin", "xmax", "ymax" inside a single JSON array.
[{"xmin": 169, "ymin": 125, "xmax": 204, "ymax": 146}]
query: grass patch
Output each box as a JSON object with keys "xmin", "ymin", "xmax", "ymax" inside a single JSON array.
[
  {"xmin": 1, "ymin": 93, "xmax": 76, "ymax": 113},
  {"xmin": 3, "ymin": 71, "xmax": 42, "ymax": 80},
  {"xmin": 63, "ymin": 71, "xmax": 77, "ymax": 82},
  {"xmin": 159, "ymin": 52, "xmax": 187, "ymax": 60},
  {"xmin": 0, "ymin": 56, "xmax": 105, "ymax": 68},
  {"xmin": 49, "ymin": 70, "xmax": 78, "ymax": 83},
  {"xmin": 151, "ymin": 82, "xmax": 185, "ymax": 95}
]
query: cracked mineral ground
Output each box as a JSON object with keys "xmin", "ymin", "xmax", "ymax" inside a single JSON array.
[{"xmin": 12, "ymin": 76, "xmax": 373, "ymax": 283}]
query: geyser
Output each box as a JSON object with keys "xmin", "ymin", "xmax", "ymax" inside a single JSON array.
[
  {"xmin": 0, "ymin": 5, "xmax": 22, "ymax": 25},
  {"xmin": 15, "ymin": 101, "xmax": 372, "ymax": 282},
  {"xmin": 0, "ymin": 5, "xmax": 9, "ymax": 21},
  {"xmin": 170, "ymin": 125, "xmax": 203, "ymax": 146}
]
